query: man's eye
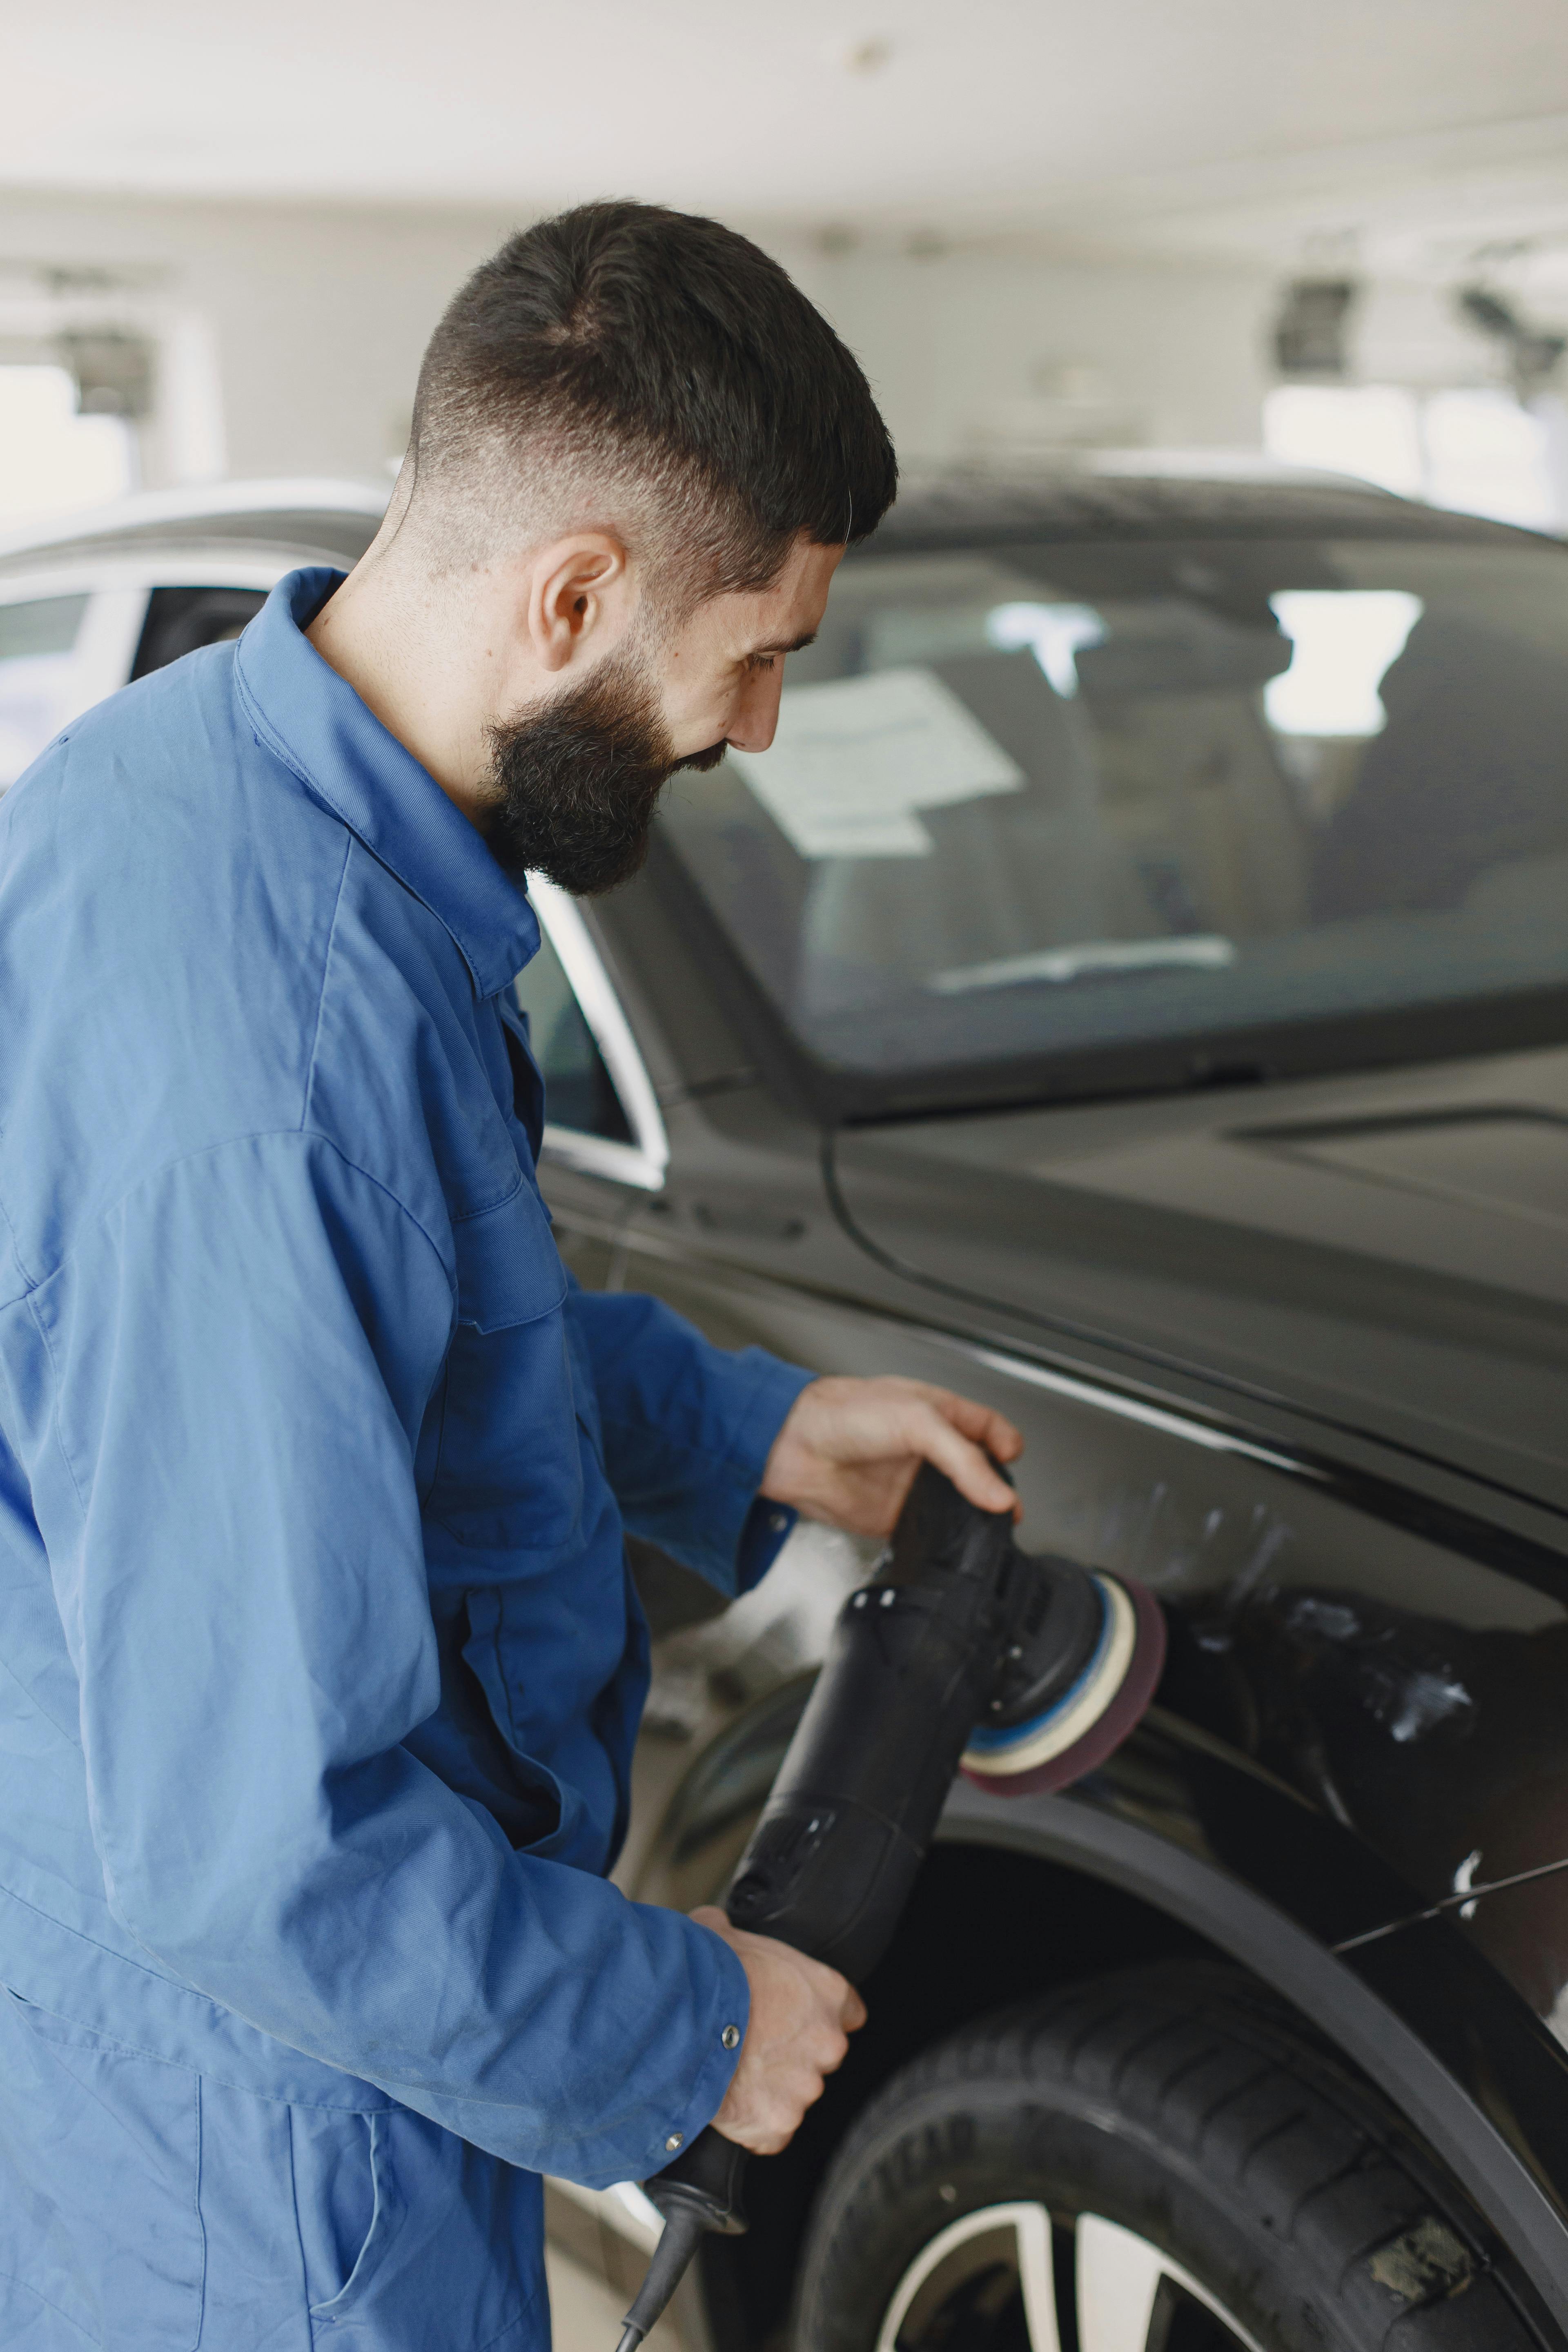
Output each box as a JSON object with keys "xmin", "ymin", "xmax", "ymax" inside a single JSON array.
[{"xmin": 747, "ymin": 653, "xmax": 778, "ymax": 673}]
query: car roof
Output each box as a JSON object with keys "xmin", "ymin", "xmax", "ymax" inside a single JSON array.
[
  {"xmin": 872, "ymin": 453, "xmax": 1549, "ymax": 551},
  {"xmin": 0, "ymin": 477, "xmax": 389, "ymax": 583},
  {"xmin": 0, "ymin": 459, "xmax": 1548, "ymax": 595}
]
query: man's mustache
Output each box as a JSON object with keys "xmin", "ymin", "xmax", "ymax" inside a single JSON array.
[{"xmin": 670, "ymin": 740, "xmax": 728, "ymax": 776}]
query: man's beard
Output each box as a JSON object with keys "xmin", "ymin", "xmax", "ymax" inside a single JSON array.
[{"xmin": 481, "ymin": 639, "xmax": 726, "ymax": 897}]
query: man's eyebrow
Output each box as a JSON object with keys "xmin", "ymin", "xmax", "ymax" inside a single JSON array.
[{"xmin": 752, "ymin": 629, "xmax": 817, "ymax": 657}]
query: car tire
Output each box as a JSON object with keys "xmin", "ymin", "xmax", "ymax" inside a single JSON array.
[{"xmin": 793, "ymin": 1963, "xmax": 1539, "ymax": 2352}]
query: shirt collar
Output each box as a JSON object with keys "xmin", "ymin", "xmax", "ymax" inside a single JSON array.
[{"xmin": 234, "ymin": 566, "xmax": 539, "ymax": 998}]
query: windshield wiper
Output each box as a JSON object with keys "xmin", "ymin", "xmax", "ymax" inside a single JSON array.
[{"xmin": 927, "ymin": 935, "xmax": 1236, "ymax": 996}]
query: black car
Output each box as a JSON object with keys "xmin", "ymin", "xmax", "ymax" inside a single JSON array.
[{"xmin": 5, "ymin": 462, "xmax": 1568, "ymax": 2352}]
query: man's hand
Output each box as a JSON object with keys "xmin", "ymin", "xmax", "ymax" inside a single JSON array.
[
  {"xmin": 693, "ymin": 1907, "xmax": 866, "ymax": 2155},
  {"xmin": 760, "ymin": 1374, "xmax": 1022, "ymax": 1537}
]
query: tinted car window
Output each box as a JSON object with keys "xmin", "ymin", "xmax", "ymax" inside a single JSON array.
[
  {"xmin": 0, "ymin": 593, "xmax": 90, "ymax": 791},
  {"xmin": 660, "ymin": 536, "xmax": 1568, "ymax": 1096},
  {"xmin": 132, "ymin": 586, "xmax": 268, "ymax": 678},
  {"xmin": 512, "ymin": 924, "xmax": 633, "ymax": 1144}
]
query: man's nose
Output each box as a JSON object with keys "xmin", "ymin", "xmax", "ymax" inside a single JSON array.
[{"xmin": 724, "ymin": 668, "xmax": 786, "ymax": 755}]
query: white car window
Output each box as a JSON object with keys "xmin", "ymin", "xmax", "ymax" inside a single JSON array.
[{"xmin": 0, "ymin": 594, "xmax": 91, "ymax": 791}]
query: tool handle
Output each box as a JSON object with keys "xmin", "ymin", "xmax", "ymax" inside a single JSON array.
[
  {"xmin": 614, "ymin": 2198, "xmax": 710, "ymax": 2352},
  {"xmin": 616, "ymin": 1467, "xmax": 1019, "ymax": 2346},
  {"xmin": 646, "ymin": 2122, "xmax": 748, "ymax": 2234},
  {"xmin": 614, "ymin": 2126, "xmax": 746, "ymax": 2344}
]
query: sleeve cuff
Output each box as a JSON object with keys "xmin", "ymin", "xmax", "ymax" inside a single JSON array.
[
  {"xmin": 726, "ymin": 1356, "xmax": 817, "ymax": 1488},
  {"xmin": 632, "ymin": 1924, "xmax": 752, "ymax": 2188},
  {"xmin": 727, "ymin": 1357, "xmax": 814, "ymax": 1592},
  {"xmin": 736, "ymin": 1496, "xmax": 799, "ymax": 1593}
]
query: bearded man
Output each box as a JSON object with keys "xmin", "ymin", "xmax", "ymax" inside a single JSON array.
[{"xmin": 0, "ymin": 201, "xmax": 1020, "ymax": 2349}]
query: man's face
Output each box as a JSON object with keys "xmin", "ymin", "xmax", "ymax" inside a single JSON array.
[
  {"xmin": 481, "ymin": 534, "xmax": 842, "ymax": 895},
  {"xmin": 652, "ymin": 533, "xmax": 844, "ymax": 765}
]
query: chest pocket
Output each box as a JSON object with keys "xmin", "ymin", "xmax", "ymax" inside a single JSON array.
[{"xmin": 432, "ymin": 1181, "xmax": 582, "ymax": 1553}]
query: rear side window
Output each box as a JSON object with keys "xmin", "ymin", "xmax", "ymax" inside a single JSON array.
[
  {"xmin": 131, "ymin": 586, "xmax": 268, "ymax": 679},
  {"xmin": 0, "ymin": 593, "xmax": 90, "ymax": 791}
]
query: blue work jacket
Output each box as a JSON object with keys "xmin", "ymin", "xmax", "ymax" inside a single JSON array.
[{"xmin": 0, "ymin": 567, "xmax": 812, "ymax": 2187}]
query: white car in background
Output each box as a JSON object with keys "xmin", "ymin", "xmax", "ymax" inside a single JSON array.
[{"xmin": 0, "ymin": 479, "xmax": 388, "ymax": 793}]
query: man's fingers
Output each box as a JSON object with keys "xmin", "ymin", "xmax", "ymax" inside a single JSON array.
[
  {"xmin": 811, "ymin": 1959, "xmax": 865, "ymax": 2041},
  {"xmin": 905, "ymin": 1405, "xmax": 1019, "ymax": 1515},
  {"xmin": 885, "ymin": 1385, "xmax": 1025, "ymax": 1508},
  {"xmin": 927, "ymin": 1388, "xmax": 1025, "ymax": 1463},
  {"xmin": 760, "ymin": 1376, "xmax": 1027, "ymax": 1538}
]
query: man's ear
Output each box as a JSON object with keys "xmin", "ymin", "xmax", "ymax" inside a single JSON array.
[{"xmin": 527, "ymin": 533, "xmax": 633, "ymax": 674}]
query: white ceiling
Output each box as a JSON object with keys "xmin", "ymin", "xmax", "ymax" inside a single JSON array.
[{"xmin": 7, "ymin": 0, "xmax": 1568, "ymax": 280}]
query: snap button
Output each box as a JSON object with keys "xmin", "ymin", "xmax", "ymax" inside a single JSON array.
[
  {"xmin": 665, "ymin": 2132, "xmax": 684, "ymax": 2152},
  {"xmin": 770, "ymin": 1510, "xmax": 788, "ymax": 1533},
  {"xmin": 722, "ymin": 2024, "xmax": 741, "ymax": 2050}
]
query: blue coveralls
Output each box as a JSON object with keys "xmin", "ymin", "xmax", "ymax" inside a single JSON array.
[{"xmin": 0, "ymin": 568, "xmax": 813, "ymax": 2348}]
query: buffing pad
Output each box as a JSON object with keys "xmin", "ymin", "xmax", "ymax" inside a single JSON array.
[{"xmin": 959, "ymin": 1572, "xmax": 1166, "ymax": 1797}]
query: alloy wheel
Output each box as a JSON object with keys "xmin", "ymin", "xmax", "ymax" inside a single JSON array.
[{"xmin": 874, "ymin": 2204, "xmax": 1266, "ymax": 2352}]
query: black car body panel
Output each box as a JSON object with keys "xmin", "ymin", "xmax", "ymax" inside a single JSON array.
[{"xmin": 828, "ymin": 1051, "xmax": 1568, "ymax": 1517}]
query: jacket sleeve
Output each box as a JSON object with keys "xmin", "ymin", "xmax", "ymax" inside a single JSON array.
[
  {"xmin": 38, "ymin": 1128, "xmax": 748, "ymax": 2186},
  {"xmin": 566, "ymin": 1283, "xmax": 815, "ymax": 1596}
]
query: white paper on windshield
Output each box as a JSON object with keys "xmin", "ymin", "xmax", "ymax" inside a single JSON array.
[{"xmin": 730, "ymin": 666, "xmax": 1023, "ymax": 859}]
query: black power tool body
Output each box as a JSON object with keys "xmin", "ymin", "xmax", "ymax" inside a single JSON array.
[{"xmin": 614, "ymin": 1465, "xmax": 1165, "ymax": 2349}]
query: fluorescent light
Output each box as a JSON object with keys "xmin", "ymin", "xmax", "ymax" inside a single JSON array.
[
  {"xmin": 986, "ymin": 601, "xmax": 1106, "ymax": 697},
  {"xmin": 1265, "ymin": 590, "xmax": 1423, "ymax": 737}
]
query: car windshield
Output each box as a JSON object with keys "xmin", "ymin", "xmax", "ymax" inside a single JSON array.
[{"xmin": 659, "ymin": 530, "xmax": 1568, "ymax": 1106}]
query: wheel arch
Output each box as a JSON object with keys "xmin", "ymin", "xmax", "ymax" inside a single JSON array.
[
  {"xmin": 699, "ymin": 1833, "xmax": 1210, "ymax": 2351},
  {"xmin": 939, "ymin": 1771, "xmax": 1568, "ymax": 2342},
  {"xmin": 703, "ymin": 1753, "xmax": 1568, "ymax": 2349}
]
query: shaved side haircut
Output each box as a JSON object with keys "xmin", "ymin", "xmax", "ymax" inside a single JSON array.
[{"xmin": 406, "ymin": 200, "xmax": 897, "ymax": 600}]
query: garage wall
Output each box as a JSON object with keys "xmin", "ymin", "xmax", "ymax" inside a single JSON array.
[
  {"xmin": 800, "ymin": 240, "xmax": 1274, "ymax": 462},
  {"xmin": 0, "ymin": 190, "xmax": 515, "ymax": 488},
  {"xmin": 0, "ymin": 189, "xmax": 1281, "ymax": 497}
]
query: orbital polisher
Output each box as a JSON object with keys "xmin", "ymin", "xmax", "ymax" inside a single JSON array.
[{"xmin": 613, "ymin": 1461, "xmax": 1166, "ymax": 2350}]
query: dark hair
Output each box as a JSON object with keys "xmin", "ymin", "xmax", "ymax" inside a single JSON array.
[{"xmin": 411, "ymin": 200, "xmax": 896, "ymax": 593}]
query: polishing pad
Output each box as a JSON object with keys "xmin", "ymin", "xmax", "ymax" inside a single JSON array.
[{"xmin": 959, "ymin": 1574, "xmax": 1166, "ymax": 1797}]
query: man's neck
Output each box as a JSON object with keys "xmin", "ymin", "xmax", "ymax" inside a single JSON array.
[{"xmin": 307, "ymin": 543, "xmax": 495, "ymax": 828}]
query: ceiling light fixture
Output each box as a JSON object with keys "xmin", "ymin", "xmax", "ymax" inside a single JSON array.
[
  {"xmin": 830, "ymin": 34, "xmax": 893, "ymax": 74},
  {"xmin": 1457, "ymin": 285, "xmax": 1566, "ymax": 403},
  {"xmin": 1272, "ymin": 278, "xmax": 1358, "ymax": 381}
]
